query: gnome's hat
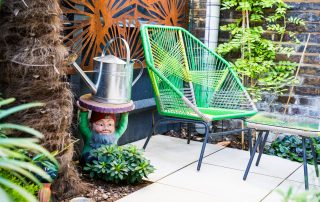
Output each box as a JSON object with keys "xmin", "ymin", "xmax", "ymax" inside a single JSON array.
[{"xmin": 90, "ymin": 111, "xmax": 116, "ymax": 123}]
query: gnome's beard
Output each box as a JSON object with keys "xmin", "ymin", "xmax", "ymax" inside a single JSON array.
[{"xmin": 90, "ymin": 132, "xmax": 117, "ymax": 149}]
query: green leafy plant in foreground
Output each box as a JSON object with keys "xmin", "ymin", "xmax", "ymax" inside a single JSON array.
[
  {"xmin": 265, "ymin": 136, "xmax": 320, "ymax": 164},
  {"xmin": 217, "ymin": 0, "xmax": 305, "ymax": 101},
  {"xmin": 0, "ymin": 98, "xmax": 59, "ymax": 202},
  {"xmin": 278, "ymin": 187, "xmax": 320, "ymax": 202},
  {"xmin": 0, "ymin": 170, "xmax": 40, "ymax": 202},
  {"xmin": 84, "ymin": 144, "xmax": 155, "ymax": 184}
]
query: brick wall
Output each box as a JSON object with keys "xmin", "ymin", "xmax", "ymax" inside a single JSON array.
[
  {"xmin": 191, "ymin": 0, "xmax": 320, "ymax": 117},
  {"xmin": 189, "ymin": 0, "xmax": 208, "ymax": 40}
]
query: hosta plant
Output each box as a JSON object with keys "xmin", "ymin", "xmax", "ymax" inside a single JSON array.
[
  {"xmin": 84, "ymin": 144, "xmax": 155, "ymax": 184},
  {"xmin": 0, "ymin": 97, "xmax": 58, "ymax": 202}
]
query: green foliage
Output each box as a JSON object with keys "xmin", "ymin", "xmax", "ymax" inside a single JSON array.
[
  {"xmin": 32, "ymin": 153, "xmax": 59, "ymax": 183},
  {"xmin": 0, "ymin": 170, "xmax": 40, "ymax": 202},
  {"xmin": 84, "ymin": 144, "xmax": 155, "ymax": 184},
  {"xmin": 217, "ymin": 0, "xmax": 304, "ymax": 101},
  {"xmin": 0, "ymin": 98, "xmax": 59, "ymax": 202},
  {"xmin": 278, "ymin": 187, "xmax": 320, "ymax": 202},
  {"xmin": 265, "ymin": 136, "xmax": 320, "ymax": 164}
]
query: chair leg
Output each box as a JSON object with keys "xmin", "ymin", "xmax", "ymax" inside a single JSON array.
[
  {"xmin": 310, "ymin": 138, "xmax": 319, "ymax": 177},
  {"xmin": 142, "ymin": 130, "xmax": 154, "ymax": 150},
  {"xmin": 143, "ymin": 119, "xmax": 162, "ymax": 150},
  {"xmin": 187, "ymin": 123, "xmax": 192, "ymax": 144},
  {"xmin": 256, "ymin": 131, "xmax": 269, "ymax": 166},
  {"xmin": 197, "ymin": 122, "xmax": 210, "ymax": 171},
  {"xmin": 243, "ymin": 131, "xmax": 263, "ymax": 180},
  {"xmin": 302, "ymin": 137, "xmax": 309, "ymax": 190}
]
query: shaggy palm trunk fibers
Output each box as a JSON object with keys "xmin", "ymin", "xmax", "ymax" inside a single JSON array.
[{"xmin": 0, "ymin": 0, "xmax": 88, "ymax": 199}]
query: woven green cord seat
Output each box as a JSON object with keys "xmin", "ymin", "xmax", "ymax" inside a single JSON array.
[{"xmin": 140, "ymin": 24, "xmax": 257, "ymax": 122}]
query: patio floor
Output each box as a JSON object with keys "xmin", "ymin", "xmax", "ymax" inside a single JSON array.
[{"xmin": 118, "ymin": 135, "xmax": 320, "ymax": 202}]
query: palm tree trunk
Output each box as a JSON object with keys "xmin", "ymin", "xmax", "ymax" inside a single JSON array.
[{"xmin": 0, "ymin": 0, "xmax": 88, "ymax": 200}]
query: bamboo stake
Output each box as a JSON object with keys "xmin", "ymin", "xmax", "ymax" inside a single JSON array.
[
  {"xmin": 241, "ymin": 10, "xmax": 251, "ymax": 150},
  {"xmin": 283, "ymin": 33, "xmax": 311, "ymax": 114},
  {"xmin": 272, "ymin": 33, "xmax": 311, "ymax": 141}
]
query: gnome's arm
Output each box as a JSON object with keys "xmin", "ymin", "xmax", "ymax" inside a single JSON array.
[
  {"xmin": 79, "ymin": 111, "xmax": 91, "ymax": 143},
  {"xmin": 115, "ymin": 112, "xmax": 129, "ymax": 139}
]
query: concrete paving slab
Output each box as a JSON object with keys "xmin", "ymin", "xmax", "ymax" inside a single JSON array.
[
  {"xmin": 131, "ymin": 135, "xmax": 224, "ymax": 182},
  {"xmin": 262, "ymin": 180, "xmax": 319, "ymax": 202},
  {"xmin": 158, "ymin": 163, "xmax": 283, "ymax": 202},
  {"xmin": 117, "ymin": 182, "xmax": 219, "ymax": 202},
  {"xmin": 203, "ymin": 147, "xmax": 301, "ymax": 179},
  {"xmin": 288, "ymin": 164, "xmax": 320, "ymax": 186}
]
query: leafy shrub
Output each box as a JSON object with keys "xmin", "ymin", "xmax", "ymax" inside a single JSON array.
[
  {"xmin": 0, "ymin": 97, "xmax": 58, "ymax": 202},
  {"xmin": 84, "ymin": 144, "xmax": 155, "ymax": 184},
  {"xmin": 265, "ymin": 136, "xmax": 320, "ymax": 164}
]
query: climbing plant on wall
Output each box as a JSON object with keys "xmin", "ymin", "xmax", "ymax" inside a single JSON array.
[{"xmin": 217, "ymin": 0, "xmax": 305, "ymax": 101}]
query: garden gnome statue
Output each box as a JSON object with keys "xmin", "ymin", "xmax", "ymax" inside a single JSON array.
[{"xmin": 78, "ymin": 103, "xmax": 128, "ymax": 164}]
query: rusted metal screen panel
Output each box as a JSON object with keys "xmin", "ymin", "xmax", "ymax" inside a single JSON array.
[{"xmin": 62, "ymin": 0, "xmax": 189, "ymax": 71}]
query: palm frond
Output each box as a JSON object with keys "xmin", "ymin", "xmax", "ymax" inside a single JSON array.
[
  {"xmin": 0, "ymin": 161, "xmax": 42, "ymax": 185},
  {"xmin": 0, "ymin": 138, "xmax": 58, "ymax": 166},
  {"xmin": 0, "ymin": 102, "xmax": 43, "ymax": 119},
  {"xmin": 0, "ymin": 98, "xmax": 16, "ymax": 107},
  {"xmin": 0, "ymin": 124, "xmax": 43, "ymax": 138},
  {"xmin": 0, "ymin": 177, "xmax": 38, "ymax": 202},
  {"xmin": 0, "ymin": 187, "xmax": 11, "ymax": 202}
]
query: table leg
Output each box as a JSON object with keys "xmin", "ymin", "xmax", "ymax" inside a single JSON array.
[
  {"xmin": 310, "ymin": 138, "xmax": 319, "ymax": 177},
  {"xmin": 243, "ymin": 131, "xmax": 263, "ymax": 180},
  {"xmin": 248, "ymin": 129, "xmax": 253, "ymax": 156},
  {"xmin": 256, "ymin": 131, "xmax": 269, "ymax": 166},
  {"xmin": 302, "ymin": 137, "xmax": 309, "ymax": 190}
]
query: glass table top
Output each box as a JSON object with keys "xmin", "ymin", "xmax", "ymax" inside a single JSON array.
[{"xmin": 246, "ymin": 112, "xmax": 320, "ymax": 132}]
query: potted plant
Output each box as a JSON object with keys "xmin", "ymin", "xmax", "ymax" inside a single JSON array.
[{"xmin": 32, "ymin": 153, "xmax": 59, "ymax": 202}]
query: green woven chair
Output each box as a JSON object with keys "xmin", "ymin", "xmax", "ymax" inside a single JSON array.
[{"xmin": 140, "ymin": 24, "xmax": 257, "ymax": 170}]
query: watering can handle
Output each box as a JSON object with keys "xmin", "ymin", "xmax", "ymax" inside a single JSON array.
[
  {"xmin": 132, "ymin": 59, "xmax": 144, "ymax": 86},
  {"xmin": 101, "ymin": 37, "xmax": 130, "ymax": 64}
]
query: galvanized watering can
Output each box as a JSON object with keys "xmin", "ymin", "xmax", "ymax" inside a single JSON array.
[{"xmin": 73, "ymin": 37, "xmax": 143, "ymax": 104}]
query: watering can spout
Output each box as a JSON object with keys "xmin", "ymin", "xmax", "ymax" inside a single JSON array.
[{"xmin": 72, "ymin": 62, "xmax": 98, "ymax": 94}]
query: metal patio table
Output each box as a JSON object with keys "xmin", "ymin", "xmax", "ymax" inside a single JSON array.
[{"xmin": 243, "ymin": 112, "xmax": 320, "ymax": 190}]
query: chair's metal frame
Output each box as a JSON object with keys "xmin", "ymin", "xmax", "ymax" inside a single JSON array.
[
  {"xmin": 140, "ymin": 24, "xmax": 258, "ymax": 170},
  {"xmin": 143, "ymin": 117, "xmax": 254, "ymax": 171}
]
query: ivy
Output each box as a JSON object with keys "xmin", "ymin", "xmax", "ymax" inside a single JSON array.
[
  {"xmin": 265, "ymin": 136, "xmax": 320, "ymax": 164},
  {"xmin": 217, "ymin": 0, "xmax": 304, "ymax": 101}
]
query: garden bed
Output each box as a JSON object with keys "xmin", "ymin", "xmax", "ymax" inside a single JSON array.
[{"xmin": 64, "ymin": 172, "xmax": 151, "ymax": 202}]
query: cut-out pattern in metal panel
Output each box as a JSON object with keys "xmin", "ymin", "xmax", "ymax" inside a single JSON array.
[{"xmin": 62, "ymin": 0, "xmax": 189, "ymax": 71}]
